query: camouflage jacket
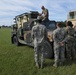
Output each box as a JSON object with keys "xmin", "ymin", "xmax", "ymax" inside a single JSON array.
[
  {"xmin": 53, "ymin": 28, "xmax": 66, "ymax": 44},
  {"xmin": 31, "ymin": 23, "xmax": 47, "ymax": 47},
  {"xmin": 62, "ymin": 26, "xmax": 75, "ymax": 43}
]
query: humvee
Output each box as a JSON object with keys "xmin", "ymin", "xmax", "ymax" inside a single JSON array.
[{"xmin": 11, "ymin": 11, "xmax": 56, "ymax": 58}]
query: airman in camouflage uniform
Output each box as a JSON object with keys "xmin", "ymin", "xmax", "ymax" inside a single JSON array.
[
  {"xmin": 53, "ymin": 22, "xmax": 66, "ymax": 67},
  {"xmin": 62, "ymin": 21, "xmax": 75, "ymax": 60},
  {"xmin": 31, "ymin": 18, "xmax": 47, "ymax": 68}
]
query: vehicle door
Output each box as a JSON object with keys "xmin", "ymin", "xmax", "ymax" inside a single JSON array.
[{"xmin": 23, "ymin": 21, "xmax": 34, "ymax": 44}]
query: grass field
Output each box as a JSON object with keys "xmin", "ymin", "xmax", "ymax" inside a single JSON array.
[{"xmin": 0, "ymin": 28, "xmax": 76, "ymax": 75}]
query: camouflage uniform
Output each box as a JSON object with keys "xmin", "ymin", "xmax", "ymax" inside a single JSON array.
[
  {"xmin": 74, "ymin": 27, "xmax": 76, "ymax": 51},
  {"xmin": 31, "ymin": 23, "xmax": 47, "ymax": 68},
  {"xmin": 63, "ymin": 26, "xmax": 75, "ymax": 60},
  {"xmin": 53, "ymin": 28, "xmax": 66, "ymax": 66}
]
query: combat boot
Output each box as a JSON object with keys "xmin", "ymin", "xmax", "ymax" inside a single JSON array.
[
  {"xmin": 41, "ymin": 62, "xmax": 44, "ymax": 69},
  {"xmin": 41, "ymin": 64, "xmax": 44, "ymax": 69},
  {"xmin": 36, "ymin": 63, "xmax": 40, "ymax": 68},
  {"xmin": 53, "ymin": 63, "xmax": 58, "ymax": 67}
]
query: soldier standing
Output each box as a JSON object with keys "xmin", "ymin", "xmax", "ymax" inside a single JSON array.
[
  {"xmin": 63, "ymin": 21, "xmax": 75, "ymax": 60},
  {"xmin": 53, "ymin": 22, "xmax": 66, "ymax": 67},
  {"xmin": 31, "ymin": 18, "xmax": 47, "ymax": 68}
]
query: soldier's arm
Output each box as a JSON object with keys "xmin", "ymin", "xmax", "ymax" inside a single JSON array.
[
  {"xmin": 31, "ymin": 27, "xmax": 34, "ymax": 39},
  {"xmin": 74, "ymin": 31, "xmax": 76, "ymax": 37},
  {"xmin": 44, "ymin": 9, "xmax": 48, "ymax": 17},
  {"xmin": 42, "ymin": 11, "xmax": 43, "ymax": 15},
  {"xmin": 44, "ymin": 27, "xmax": 48, "ymax": 39},
  {"xmin": 39, "ymin": 11, "xmax": 43, "ymax": 16},
  {"xmin": 53, "ymin": 31, "xmax": 59, "ymax": 43},
  {"xmin": 62, "ymin": 29, "xmax": 68, "ymax": 43}
]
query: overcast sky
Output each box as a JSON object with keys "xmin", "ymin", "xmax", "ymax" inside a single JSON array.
[{"xmin": 0, "ymin": 0, "xmax": 76, "ymax": 26}]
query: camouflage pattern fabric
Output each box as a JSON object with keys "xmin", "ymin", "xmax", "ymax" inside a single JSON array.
[
  {"xmin": 53, "ymin": 28, "xmax": 66, "ymax": 65},
  {"xmin": 64, "ymin": 26, "xmax": 75, "ymax": 59},
  {"xmin": 31, "ymin": 23, "xmax": 47, "ymax": 68},
  {"xmin": 74, "ymin": 30, "xmax": 76, "ymax": 50}
]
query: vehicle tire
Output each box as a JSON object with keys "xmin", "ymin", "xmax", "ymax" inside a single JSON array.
[{"xmin": 13, "ymin": 36, "xmax": 20, "ymax": 46}]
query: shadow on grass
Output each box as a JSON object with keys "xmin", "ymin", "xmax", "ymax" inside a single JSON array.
[
  {"xmin": 43, "ymin": 59, "xmax": 54, "ymax": 68},
  {"xmin": 43, "ymin": 58, "xmax": 76, "ymax": 68},
  {"xmin": 15, "ymin": 44, "xmax": 34, "ymax": 48},
  {"xmin": 64, "ymin": 59, "xmax": 76, "ymax": 66}
]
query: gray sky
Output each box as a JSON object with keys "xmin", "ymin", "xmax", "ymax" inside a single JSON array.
[{"xmin": 0, "ymin": 0, "xmax": 76, "ymax": 26}]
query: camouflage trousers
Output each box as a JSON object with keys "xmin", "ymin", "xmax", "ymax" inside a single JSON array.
[
  {"xmin": 54, "ymin": 46, "xmax": 65, "ymax": 65},
  {"xmin": 34, "ymin": 45, "xmax": 45, "ymax": 66},
  {"xmin": 66, "ymin": 40, "xmax": 76, "ymax": 60}
]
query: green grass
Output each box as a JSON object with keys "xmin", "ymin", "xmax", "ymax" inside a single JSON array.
[{"xmin": 0, "ymin": 28, "xmax": 76, "ymax": 75}]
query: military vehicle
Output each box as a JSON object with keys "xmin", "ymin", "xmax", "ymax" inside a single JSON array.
[{"xmin": 11, "ymin": 11, "xmax": 56, "ymax": 58}]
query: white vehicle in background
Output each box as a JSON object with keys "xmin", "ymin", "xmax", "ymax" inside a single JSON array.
[{"xmin": 67, "ymin": 11, "xmax": 76, "ymax": 27}]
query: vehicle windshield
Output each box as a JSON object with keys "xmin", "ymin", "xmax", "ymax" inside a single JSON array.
[
  {"xmin": 46, "ymin": 21, "xmax": 56, "ymax": 30},
  {"xmin": 29, "ymin": 21, "xmax": 56, "ymax": 30}
]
